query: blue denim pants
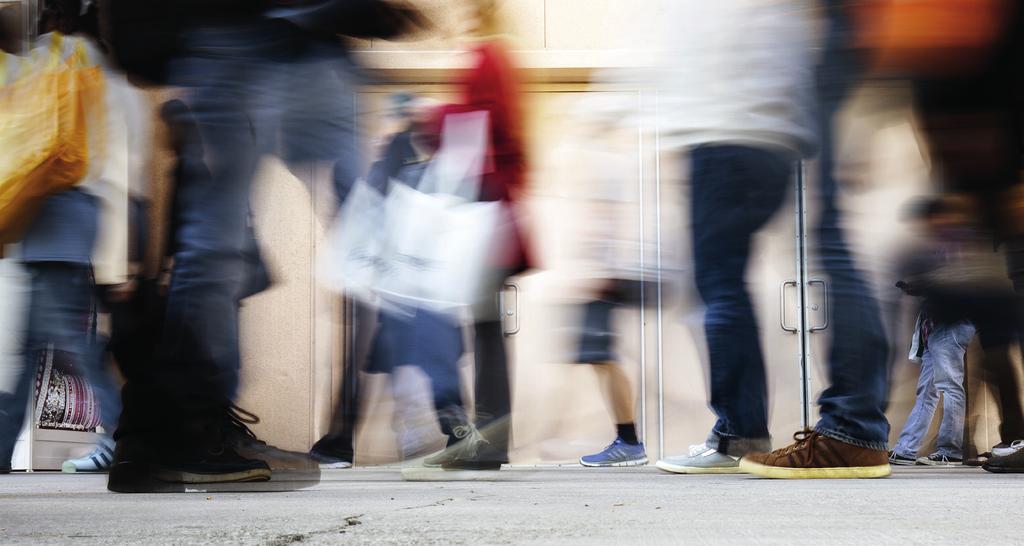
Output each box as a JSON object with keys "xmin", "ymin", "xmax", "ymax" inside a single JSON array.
[
  {"xmin": 690, "ymin": 144, "xmax": 791, "ymax": 456},
  {"xmin": 893, "ymin": 321, "xmax": 975, "ymax": 459},
  {"xmin": 810, "ymin": 9, "xmax": 892, "ymax": 451},
  {"xmin": 0, "ymin": 263, "xmax": 119, "ymax": 460},
  {"xmin": 692, "ymin": 141, "xmax": 891, "ymax": 456},
  {"xmin": 143, "ymin": 23, "xmax": 360, "ymax": 421}
]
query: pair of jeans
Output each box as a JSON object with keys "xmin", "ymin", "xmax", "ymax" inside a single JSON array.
[
  {"xmin": 893, "ymin": 321, "xmax": 975, "ymax": 459},
  {"xmin": 0, "ymin": 263, "xmax": 119, "ymax": 459},
  {"xmin": 690, "ymin": 144, "xmax": 792, "ymax": 456},
  {"xmin": 118, "ymin": 22, "xmax": 361, "ymax": 441},
  {"xmin": 811, "ymin": 10, "xmax": 892, "ymax": 451}
]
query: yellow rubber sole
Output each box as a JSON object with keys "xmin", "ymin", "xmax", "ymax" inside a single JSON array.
[{"xmin": 739, "ymin": 459, "xmax": 891, "ymax": 479}]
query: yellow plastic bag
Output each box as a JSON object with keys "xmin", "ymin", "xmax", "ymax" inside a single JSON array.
[{"xmin": 0, "ymin": 33, "xmax": 106, "ymax": 244}]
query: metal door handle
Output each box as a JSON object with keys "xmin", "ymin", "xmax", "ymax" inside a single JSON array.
[
  {"xmin": 780, "ymin": 280, "xmax": 798, "ymax": 333},
  {"xmin": 808, "ymin": 279, "xmax": 829, "ymax": 332},
  {"xmin": 501, "ymin": 282, "xmax": 520, "ymax": 336}
]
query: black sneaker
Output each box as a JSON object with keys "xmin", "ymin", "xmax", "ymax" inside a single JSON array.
[
  {"xmin": 888, "ymin": 451, "xmax": 917, "ymax": 466},
  {"xmin": 107, "ymin": 437, "xmax": 271, "ymax": 494},
  {"xmin": 309, "ymin": 447, "xmax": 353, "ymax": 469},
  {"xmin": 915, "ymin": 452, "xmax": 962, "ymax": 466},
  {"xmin": 224, "ymin": 406, "xmax": 322, "ymax": 479}
]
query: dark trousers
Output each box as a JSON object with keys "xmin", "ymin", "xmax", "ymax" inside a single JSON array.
[
  {"xmin": 0, "ymin": 264, "xmax": 110, "ymax": 459},
  {"xmin": 691, "ymin": 144, "xmax": 791, "ymax": 455},
  {"xmin": 812, "ymin": 12, "xmax": 892, "ymax": 450}
]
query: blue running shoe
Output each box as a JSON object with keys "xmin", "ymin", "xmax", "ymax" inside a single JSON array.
[{"xmin": 580, "ymin": 437, "xmax": 648, "ymax": 467}]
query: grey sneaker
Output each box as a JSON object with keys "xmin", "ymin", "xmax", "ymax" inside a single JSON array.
[
  {"xmin": 423, "ymin": 424, "xmax": 488, "ymax": 468},
  {"xmin": 656, "ymin": 443, "xmax": 741, "ymax": 474}
]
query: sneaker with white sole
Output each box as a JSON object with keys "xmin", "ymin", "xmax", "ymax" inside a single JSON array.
[
  {"xmin": 991, "ymin": 440, "xmax": 1024, "ymax": 458},
  {"xmin": 62, "ymin": 436, "xmax": 116, "ymax": 473},
  {"xmin": 888, "ymin": 451, "xmax": 917, "ymax": 466},
  {"xmin": 915, "ymin": 452, "xmax": 962, "ymax": 466},
  {"xmin": 655, "ymin": 443, "xmax": 741, "ymax": 474},
  {"xmin": 580, "ymin": 437, "xmax": 648, "ymax": 467},
  {"xmin": 424, "ymin": 424, "xmax": 488, "ymax": 468},
  {"xmin": 309, "ymin": 447, "xmax": 353, "ymax": 469}
]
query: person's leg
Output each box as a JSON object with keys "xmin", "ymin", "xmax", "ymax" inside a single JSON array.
[
  {"xmin": 576, "ymin": 297, "xmax": 639, "ymax": 441},
  {"xmin": 471, "ymin": 317, "xmax": 511, "ymax": 463},
  {"xmin": 811, "ymin": 7, "xmax": 890, "ymax": 451},
  {"xmin": 0, "ymin": 264, "xmax": 94, "ymax": 467},
  {"xmin": 598, "ymin": 364, "xmax": 637, "ymax": 436},
  {"xmin": 891, "ymin": 352, "xmax": 939, "ymax": 459},
  {"xmin": 110, "ymin": 28, "xmax": 287, "ymax": 492},
  {"xmin": 410, "ymin": 309, "xmax": 467, "ymax": 442},
  {"xmin": 690, "ymin": 145, "xmax": 791, "ymax": 457},
  {"xmin": 932, "ymin": 322, "xmax": 974, "ymax": 460}
]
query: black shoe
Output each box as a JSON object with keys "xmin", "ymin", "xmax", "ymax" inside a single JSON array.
[
  {"xmin": 309, "ymin": 446, "xmax": 353, "ymax": 469},
  {"xmin": 915, "ymin": 452, "xmax": 963, "ymax": 466},
  {"xmin": 888, "ymin": 451, "xmax": 917, "ymax": 466},
  {"xmin": 224, "ymin": 406, "xmax": 322, "ymax": 480},
  {"xmin": 107, "ymin": 437, "xmax": 271, "ymax": 493},
  {"xmin": 982, "ymin": 447, "xmax": 1024, "ymax": 474},
  {"xmin": 108, "ymin": 413, "xmax": 273, "ymax": 494}
]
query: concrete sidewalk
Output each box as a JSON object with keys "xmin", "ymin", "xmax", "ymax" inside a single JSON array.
[{"xmin": 0, "ymin": 466, "xmax": 1021, "ymax": 545}]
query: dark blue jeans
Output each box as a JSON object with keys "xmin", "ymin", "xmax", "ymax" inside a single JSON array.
[
  {"xmin": 691, "ymin": 144, "xmax": 791, "ymax": 456},
  {"xmin": 812, "ymin": 9, "xmax": 891, "ymax": 451},
  {"xmin": 121, "ymin": 23, "xmax": 360, "ymax": 436},
  {"xmin": 368, "ymin": 305, "xmax": 467, "ymax": 437},
  {"xmin": 0, "ymin": 263, "xmax": 119, "ymax": 459}
]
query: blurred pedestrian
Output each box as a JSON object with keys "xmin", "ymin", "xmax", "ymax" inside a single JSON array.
[
  {"xmin": 104, "ymin": 0, "xmax": 426, "ymax": 492},
  {"xmin": 653, "ymin": 0, "xmax": 893, "ymax": 479}
]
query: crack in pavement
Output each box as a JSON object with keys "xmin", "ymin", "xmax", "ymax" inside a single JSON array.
[
  {"xmin": 400, "ymin": 497, "xmax": 455, "ymax": 511},
  {"xmin": 263, "ymin": 514, "xmax": 365, "ymax": 545}
]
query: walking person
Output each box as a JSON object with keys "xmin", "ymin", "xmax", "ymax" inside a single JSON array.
[
  {"xmin": 103, "ymin": 0, "xmax": 426, "ymax": 492},
  {"xmin": 654, "ymin": 0, "xmax": 893, "ymax": 478},
  {"xmin": 1, "ymin": 0, "xmax": 148, "ymax": 475}
]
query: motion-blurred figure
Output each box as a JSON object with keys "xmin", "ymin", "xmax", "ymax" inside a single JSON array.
[
  {"xmin": 899, "ymin": 0, "xmax": 1024, "ymax": 473},
  {"xmin": 0, "ymin": 0, "xmax": 147, "ymax": 475},
  {"xmin": 576, "ymin": 280, "xmax": 648, "ymax": 467},
  {"xmin": 890, "ymin": 197, "xmax": 982, "ymax": 467},
  {"xmin": 428, "ymin": 0, "xmax": 530, "ymax": 471},
  {"xmin": 104, "ymin": 0, "xmax": 424, "ymax": 492},
  {"xmin": 654, "ymin": 0, "xmax": 893, "ymax": 479}
]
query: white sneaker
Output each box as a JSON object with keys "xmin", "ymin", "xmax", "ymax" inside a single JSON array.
[
  {"xmin": 61, "ymin": 437, "xmax": 115, "ymax": 473},
  {"xmin": 992, "ymin": 440, "xmax": 1024, "ymax": 458},
  {"xmin": 655, "ymin": 443, "xmax": 742, "ymax": 474}
]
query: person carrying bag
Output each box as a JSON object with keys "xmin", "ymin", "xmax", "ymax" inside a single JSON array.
[{"xmin": 0, "ymin": 32, "xmax": 105, "ymax": 244}]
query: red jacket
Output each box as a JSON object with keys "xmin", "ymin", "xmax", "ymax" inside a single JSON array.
[{"xmin": 451, "ymin": 39, "xmax": 532, "ymax": 271}]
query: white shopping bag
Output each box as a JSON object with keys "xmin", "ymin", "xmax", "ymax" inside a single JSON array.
[
  {"xmin": 375, "ymin": 110, "xmax": 505, "ymax": 311},
  {"xmin": 375, "ymin": 184, "xmax": 504, "ymax": 311},
  {"xmin": 318, "ymin": 179, "xmax": 387, "ymax": 305}
]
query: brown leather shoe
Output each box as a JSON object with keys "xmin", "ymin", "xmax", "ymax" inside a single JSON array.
[{"xmin": 739, "ymin": 430, "xmax": 891, "ymax": 479}]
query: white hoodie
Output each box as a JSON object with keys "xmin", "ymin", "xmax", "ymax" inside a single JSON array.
[
  {"xmin": 654, "ymin": 0, "xmax": 819, "ymax": 157},
  {"xmin": 32, "ymin": 33, "xmax": 151, "ymax": 285}
]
